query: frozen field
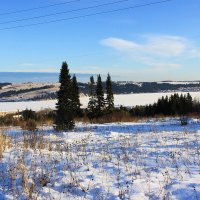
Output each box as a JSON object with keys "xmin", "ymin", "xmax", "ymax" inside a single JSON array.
[
  {"xmin": 1, "ymin": 92, "xmax": 200, "ymax": 112},
  {"xmin": 0, "ymin": 119, "xmax": 200, "ymax": 199}
]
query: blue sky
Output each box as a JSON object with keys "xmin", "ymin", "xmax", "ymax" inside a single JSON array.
[{"xmin": 0, "ymin": 0, "xmax": 199, "ymax": 81}]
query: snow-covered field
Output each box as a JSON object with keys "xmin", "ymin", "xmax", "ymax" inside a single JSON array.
[
  {"xmin": 157, "ymin": 81, "xmax": 200, "ymax": 85},
  {"xmin": 0, "ymin": 119, "xmax": 200, "ymax": 199},
  {"xmin": 1, "ymin": 92, "xmax": 200, "ymax": 112}
]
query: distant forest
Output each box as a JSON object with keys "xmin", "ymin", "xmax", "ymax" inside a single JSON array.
[
  {"xmin": 34, "ymin": 81, "xmax": 200, "ymax": 100},
  {"xmin": 80, "ymin": 81, "xmax": 200, "ymax": 94},
  {"xmin": 129, "ymin": 93, "xmax": 195, "ymax": 117}
]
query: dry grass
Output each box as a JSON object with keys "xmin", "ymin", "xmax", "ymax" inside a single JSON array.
[
  {"xmin": 77, "ymin": 111, "xmax": 141, "ymax": 124},
  {"xmin": 0, "ymin": 131, "xmax": 12, "ymax": 159}
]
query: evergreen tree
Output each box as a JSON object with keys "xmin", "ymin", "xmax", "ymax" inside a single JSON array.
[
  {"xmin": 186, "ymin": 93, "xmax": 193, "ymax": 113},
  {"xmin": 55, "ymin": 62, "xmax": 75, "ymax": 130},
  {"xmin": 170, "ymin": 94, "xmax": 179, "ymax": 115},
  {"xmin": 89, "ymin": 76, "xmax": 95, "ymax": 96},
  {"xmin": 179, "ymin": 94, "xmax": 185, "ymax": 115},
  {"xmin": 87, "ymin": 76, "xmax": 97, "ymax": 119},
  {"xmin": 72, "ymin": 74, "xmax": 82, "ymax": 117},
  {"xmin": 96, "ymin": 74, "xmax": 105, "ymax": 117},
  {"xmin": 105, "ymin": 73, "xmax": 114, "ymax": 113}
]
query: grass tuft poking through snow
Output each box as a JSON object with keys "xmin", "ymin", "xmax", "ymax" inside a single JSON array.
[{"xmin": 0, "ymin": 119, "xmax": 200, "ymax": 199}]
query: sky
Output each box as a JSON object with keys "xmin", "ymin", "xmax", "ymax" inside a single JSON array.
[{"xmin": 0, "ymin": 0, "xmax": 199, "ymax": 81}]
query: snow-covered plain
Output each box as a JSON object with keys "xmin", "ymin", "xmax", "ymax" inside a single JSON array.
[
  {"xmin": 157, "ymin": 81, "xmax": 200, "ymax": 85},
  {"xmin": 1, "ymin": 92, "xmax": 200, "ymax": 112},
  {"xmin": 0, "ymin": 119, "xmax": 200, "ymax": 199}
]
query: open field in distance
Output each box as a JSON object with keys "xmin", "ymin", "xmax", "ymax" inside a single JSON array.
[{"xmin": 0, "ymin": 92, "xmax": 200, "ymax": 113}]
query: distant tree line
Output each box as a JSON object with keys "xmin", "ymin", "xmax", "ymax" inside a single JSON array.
[
  {"xmin": 81, "ymin": 81, "xmax": 200, "ymax": 94},
  {"xmin": 111, "ymin": 82, "xmax": 200, "ymax": 94},
  {"xmin": 129, "ymin": 93, "xmax": 195, "ymax": 117}
]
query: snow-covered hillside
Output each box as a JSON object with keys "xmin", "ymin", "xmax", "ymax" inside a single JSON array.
[
  {"xmin": 1, "ymin": 81, "xmax": 200, "ymax": 102},
  {"xmin": 0, "ymin": 119, "xmax": 200, "ymax": 199},
  {"xmin": 1, "ymin": 92, "xmax": 200, "ymax": 112}
]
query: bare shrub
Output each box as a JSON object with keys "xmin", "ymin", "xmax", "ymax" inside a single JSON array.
[{"xmin": 21, "ymin": 119, "xmax": 37, "ymax": 131}]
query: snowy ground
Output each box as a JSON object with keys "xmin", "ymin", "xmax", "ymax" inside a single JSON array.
[
  {"xmin": 1, "ymin": 92, "xmax": 200, "ymax": 112},
  {"xmin": 0, "ymin": 119, "xmax": 200, "ymax": 199}
]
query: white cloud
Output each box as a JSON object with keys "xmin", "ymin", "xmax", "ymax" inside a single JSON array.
[
  {"xmin": 100, "ymin": 35, "xmax": 200, "ymax": 71},
  {"xmin": 101, "ymin": 38, "xmax": 139, "ymax": 52},
  {"xmin": 142, "ymin": 35, "xmax": 188, "ymax": 57}
]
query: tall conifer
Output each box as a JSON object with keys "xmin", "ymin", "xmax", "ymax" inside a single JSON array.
[
  {"xmin": 72, "ymin": 74, "xmax": 81, "ymax": 117},
  {"xmin": 55, "ymin": 62, "xmax": 74, "ymax": 130},
  {"xmin": 106, "ymin": 73, "xmax": 114, "ymax": 113},
  {"xmin": 96, "ymin": 74, "xmax": 105, "ymax": 117},
  {"xmin": 87, "ymin": 76, "xmax": 97, "ymax": 119}
]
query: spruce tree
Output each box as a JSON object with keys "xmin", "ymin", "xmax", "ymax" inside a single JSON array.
[
  {"xmin": 55, "ymin": 62, "xmax": 75, "ymax": 130},
  {"xmin": 72, "ymin": 74, "xmax": 82, "ymax": 117},
  {"xmin": 87, "ymin": 76, "xmax": 97, "ymax": 119},
  {"xmin": 186, "ymin": 93, "xmax": 193, "ymax": 113},
  {"xmin": 89, "ymin": 76, "xmax": 95, "ymax": 96},
  {"xmin": 106, "ymin": 73, "xmax": 114, "ymax": 113},
  {"xmin": 179, "ymin": 94, "xmax": 185, "ymax": 116},
  {"xmin": 96, "ymin": 74, "xmax": 105, "ymax": 117}
]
